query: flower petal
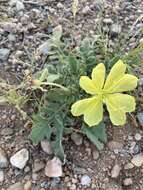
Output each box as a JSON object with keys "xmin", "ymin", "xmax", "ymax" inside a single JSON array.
[
  {"xmin": 84, "ymin": 96, "xmax": 103, "ymax": 126},
  {"xmin": 104, "ymin": 60, "xmax": 126, "ymax": 90},
  {"xmin": 106, "ymin": 106, "xmax": 126, "ymax": 125},
  {"xmin": 108, "ymin": 74, "xmax": 138, "ymax": 93},
  {"xmin": 91, "ymin": 63, "xmax": 105, "ymax": 91},
  {"xmin": 105, "ymin": 93, "xmax": 136, "ymax": 125},
  {"xmin": 71, "ymin": 96, "xmax": 103, "ymax": 126},
  {"xmin": 80, "ymin": 76, "xmax": 98, "ymax": 94},
  {"xmin": 71, "ymin": 97, "xmax": 94, "ymax": 116}
]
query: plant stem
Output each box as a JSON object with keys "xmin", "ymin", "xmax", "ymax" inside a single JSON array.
[{"xmin": 42, "ymin": 82, "xmax": 69, "ymax": 91}]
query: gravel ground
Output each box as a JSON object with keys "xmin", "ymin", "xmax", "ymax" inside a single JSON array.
[{"xmin": 0, "ymin": 0, "xmax": 143, "ymax": 190}]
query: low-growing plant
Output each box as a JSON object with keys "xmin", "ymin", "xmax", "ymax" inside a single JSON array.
[
  {"xmin": 0, "ymin": 25, "xmax": 142, "ymax": 162},
  {"xmin": 29, "ymin": 29, "xmax": 141, "ymax": 161}
]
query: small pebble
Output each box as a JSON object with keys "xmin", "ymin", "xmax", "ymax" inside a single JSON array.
[
  {"xmin": 10, "ymin": 148, "xmax": 29, "ymax": 169},
  {"xmin": 111, "ymin": 164, "xmax": 121, "ymax": 178},
  {"xmin": 81, "ymin": 175, "xmax": 91, "ymax": 186},
  {"xmin": 51, "ymin": 177, "xmax": 61, "ymax": 187},
  {"xmin": 71, "ymin": 133, "xmax": 83, "ymax": 146},
  {"xmin": 129, "ymin": 142, "xmax": 140, "ymax": 155},
  {"xmin": 137, "ymin": 112, "xmax": 143, "ymax": 126},
  {"xmin": 70, "ymin": 184, "xmax": 76, "ymax": 190},
  {"xmin": 24, "ymin": 181, "xmax": 32, "ymax": 190},
  {"xmin": 0, "ymin": 170, "xmax": 4, "ymax": 182},
  {"xmin": 138, "ymin": 78, "xmax": 143, "ymax": 86},
  {"xmin": 0, "ymin": 148, "xmax": 8, "ymax": 168},
  {"xmin": 33, "ymin": 160, "xmax": 45, "ymax": 173},
  {"xmin": 92, "ymin": 150, "xmax": 99, "ymax": 160},
  {"xmin": 82, "ymin": 6, "xmax": 91, "ymax": 15},
  {"xmin": 8, "ymin": 34, "xmax": 16, "ymax": 42},
  {"xmin": 9, "ymin": 0, "xmax": 17, "ymax": 6},
  {"xmin": 103, "ymin": 18, "xmax": 113, "ymax": 24},
  {"xmin": 131, "ymin": 153, "xmax": 143, "ymax": 167},
  {"xmin": 41, "ymin": 140, "xmax": 53, "ymax": 155},
  {"xmin": 57, "ymin": 2, "xmax": 63, "ymax": 9},
  {"xmin": 135, "ymin": 133, "xmax": 142, "ymax": 141},
  {"xmin": 0, "ymin": 48, "xmax": 10, "ymax": 61},
  {"xmin": 123, "ymin": 178, "xmax": 133, "ymax": 186},
  {"xmin": 111, "ymin": 23, "xmax": 122, "ymax": 36},
  {"xmin": 32, "ymin": 173, "xmax": 38, "ymax": 181},
  {"xmin": 124, "ymin": 163, "xmax": 134, "ymax": 170},
  {"xmin": 45, "ymin": 157, "xmax": 62, "ymax": 177},
  {"xmin": 16, "ymin": 1, "xmax": 25, "ymax": 11}
]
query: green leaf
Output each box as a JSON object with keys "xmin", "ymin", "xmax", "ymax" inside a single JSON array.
[
  {"xmin": 39, "ymin": 68, "xmax": 49, "ymax": 82},
  {"xmin": 30, "ymin": 115, "xmax": 52, "ymax": 144},
  {"xmin": 64, "ymin": 127, "xmax": 73, "ymax": 135},
  {"xmin": 52, "ymin": 117, "xmax": 65, "ymax": 162},
  {"xmin": 47, "ymin": 74, "xmax": 59, "ymax": 82},
  {"xmin": 46, "ymin": 89, "xmax": 69, "ymax": 102},
  {"xmin": 92, "ymin": 122, "xmax": 107, "ymax": 143},
  {"xmin": 68, "ymin": 54, "xmax": 78, "ymax": 73},
  {"xmin": 82, "ymin": 122, "xmax": 106, "ymax": 150},
  {"xmin": 7, "ymin": 89, "xmax": 27, "ymax": 108},
  {"xmin": 106, "ymin": 54, "xmax": 122, "ymax": 70}
]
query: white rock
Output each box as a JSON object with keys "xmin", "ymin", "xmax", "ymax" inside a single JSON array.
[
  {"xmin": 138, "ymin": 78, "xmax": 143, "ymax": 86},
  {"xmin": 0, "ymin": 48, "xmax": 10, "ymax": 61},
  {"xmin": 82, "ymin": 6, "xmax": 91, "ymax": 15},
  {"xmin": 124, "ymin": 163, "xmax": 134, "ymax": 170},
  {"xmin": 8, "ymin": 34, "xmax": 16, "ymax": 42},
  {"xmin": 41, "ymin": 140, "xmax": 53, "ymax": 155},
  {"xmin": 123, "ymin": 178, "xmax": 133, "ymax": 186},
  {"xmin": 131, "ymin": 153, "xmax": 143, "ymax": 167},
  {"xmin": 81, "ymin": 175, "xmax": 91, "ymax": 186},
  {"xmin": 0, "ymin": 171, "xmax": 4, "ymax": 182},
  {"xmin": 10, "ymin": 148, "xmax": 29, "ymax": 169},
  {"xmin": 9, "ymin": 0, "xmax": 17, "ymax": 6},
  {"xmin": 134, "ymin": 133, "xmax": 142, "ymax": 141},
  {"xmin": 0, "ymin": 148, "xmax": 8, "ymax": 168},
  {"xmin": 111, "ymin": 23, "xmax": 122, "ymax": 35},
  {"xmin": 139, "ymin": 38, "xmax": 143, "ymax": 43},
  {"xmin": 16, "ymin": 1, "xmax": 25, "ymax": 11},
  {"xmin": 45, "ymin": 157, "xmax": 62, "ymax": 177},
  {"xmin": 111, "ymin": 164, "xmax": 121, "ymax": 178},
  {"xmin": 57, "ymin": 2, "xmax": 63, "ymax": 9},
  {"xmin": 103, "ymin": 18, "xmax": 113, "ymax": 24}
]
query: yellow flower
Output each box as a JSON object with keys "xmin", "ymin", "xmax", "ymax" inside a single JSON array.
[{"xmin": 71, "ymin": 60, "xmax": 138, "ymax": 126}]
